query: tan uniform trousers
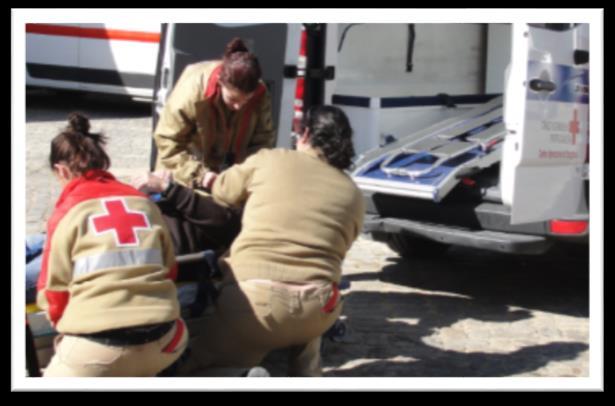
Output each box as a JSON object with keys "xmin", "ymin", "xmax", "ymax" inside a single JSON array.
[
  {"xmin": 182, "ymin": 280, "xmax": 342, "ymax": 377},
  {"xmin": 43, "ymin": 319, "xmax": 189, "ymax": 377}
]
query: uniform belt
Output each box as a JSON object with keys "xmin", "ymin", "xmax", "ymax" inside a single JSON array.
[{"xmin": 78, "ymin": 321, "xmax": 175, "ymax": 346}]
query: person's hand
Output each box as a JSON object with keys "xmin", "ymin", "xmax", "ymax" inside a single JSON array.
[
  {"xmin": 202, "ymin": 171, "xmax": 218, "ymax": 190},
  {"xmin": 132, "ymin": 170, "xmax": 172, "ymax": 194},
  {"xmin": 154, "ymin": 170, "xmax": 173, "ymax": 190}
]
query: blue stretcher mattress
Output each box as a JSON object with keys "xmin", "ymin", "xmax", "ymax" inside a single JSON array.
[{"xmin": 355, "ymin": 117, "xmax": 502, "ymax": 188}]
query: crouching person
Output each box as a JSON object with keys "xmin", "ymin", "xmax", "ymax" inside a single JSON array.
[
  {"xmin": 38, "ymin": 113, "xmax": 188, "ymax": 377},
  {"xmin": 181, "ymin": 106, "xmax": 364, "ymax": 377}
]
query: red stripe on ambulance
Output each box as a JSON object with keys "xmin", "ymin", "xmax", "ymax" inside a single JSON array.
[{"xmin": 26, "ymin": 24, "xmax": 160, "ymax": 43}]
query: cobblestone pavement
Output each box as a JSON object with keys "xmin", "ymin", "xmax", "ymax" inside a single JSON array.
[
  {"xmin": 317, "ymin": 239, "xmax": 589, "ymax": 378},
  {"xmin": 23, "ymin": 90, "xmax": 591, "ymax": 380}
]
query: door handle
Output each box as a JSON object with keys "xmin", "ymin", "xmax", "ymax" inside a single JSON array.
[{"xmin": 529, "ymin": 79, "xmax": 557, "ymax": 92}]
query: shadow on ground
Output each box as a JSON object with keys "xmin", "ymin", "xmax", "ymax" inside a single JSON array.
[
  {"xmin": 26, "ymin": 88, "xmax": 152, "ymax": 123},
  {"xmin": 263, "ymin": 244, "xmax": 589, "ymax": 377}
]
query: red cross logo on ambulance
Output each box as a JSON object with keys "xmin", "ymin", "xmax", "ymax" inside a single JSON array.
[
  {"xmin": 90, "ymin": 198, "xmax": 151, "ymax": 247},
  {"xmin": 569, "ymin": 108, "xmax": 580, "ymax": 146}
]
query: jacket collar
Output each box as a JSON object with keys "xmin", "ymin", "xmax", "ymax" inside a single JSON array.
[
  {"xmin": 301, "ymin": 147, "xmax": 327, "ymax": 163},
  {"xmin": 204, "ymin": 64, "xmax": 223, "ymax": 99},
  {"xmin": 56, "ymin": 169, "xmax": 116, "ymax": 208}
]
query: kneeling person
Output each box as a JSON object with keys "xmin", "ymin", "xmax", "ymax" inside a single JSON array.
[
  {"xmin": 37, "ymin": 113, "xmax": 188, "ymax": 377},
  {"xmin": 183, "ymin": 106, "xmax": 364, "ymax": 376}
]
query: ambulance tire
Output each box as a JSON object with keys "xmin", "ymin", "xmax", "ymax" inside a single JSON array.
[{"xmin": 375, "ymin": 232, "xmax": 450, "ymax": 259}]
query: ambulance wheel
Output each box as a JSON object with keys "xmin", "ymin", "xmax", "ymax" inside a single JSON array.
[{"xmin": 374, "ymin": 232, "xmax": 450, "ymax": 259}]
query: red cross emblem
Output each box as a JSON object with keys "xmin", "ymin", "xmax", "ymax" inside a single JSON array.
[
  {"xmin": 569, "ymin": 109, "xmax": 580, "ymax": 146},
  {"xmin": 90, "ymin": 198, "xmax": 151, "ymax": 246}
]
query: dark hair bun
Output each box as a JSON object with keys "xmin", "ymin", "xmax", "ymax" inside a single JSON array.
[
  {"xmin": 67, "ymin": 112, "xmax": 91, "ymax": 134},
  {"xmin": 224, "ymin": 37, "xmax": 249, "ymax": 57},
  {"xmin": 51, "ymin": 112, "xmax": 110, "ymax": 174}
]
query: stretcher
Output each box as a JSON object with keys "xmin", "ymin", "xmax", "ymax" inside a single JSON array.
[{"xmin": 352, "ymin": 96, "xmax": 506, "ymax": 202}]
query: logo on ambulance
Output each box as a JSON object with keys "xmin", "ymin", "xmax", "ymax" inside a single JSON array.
[{"xmin": 569, "ymin": 109, "xmax": 580, "ymax": 146}]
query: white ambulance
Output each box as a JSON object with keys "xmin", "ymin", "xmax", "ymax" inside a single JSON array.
[
  {"xmin": 26, "ymin": 23, "xmax": 161, "ymax": 100},
  {"xmin": 153, "ymin": 23, "xmax": 591, "ymax": 257}
]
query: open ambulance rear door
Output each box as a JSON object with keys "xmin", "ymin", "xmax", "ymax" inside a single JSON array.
[{"xmin": 501, "ymin": 23, "xmax": 589, "ymax": 225}]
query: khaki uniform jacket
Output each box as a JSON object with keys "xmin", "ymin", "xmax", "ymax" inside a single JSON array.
[
  {"xmin": 211, "ymin": 148, "xmax": 365, "ymax": 284},
  {"xmin": 154, "ymin": 61, "xmax": 276, "ymax": 190},
  {"xmin": 37, "ymin": 170, "xmax": 179, "ymax": 335}
]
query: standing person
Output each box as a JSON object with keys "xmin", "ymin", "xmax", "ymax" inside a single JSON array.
[
  {"xmin": 143, "ymin": 36, "xmax": 274, "ymax": 263},
  {"xmin": 179, "ymin": 105, "xmax": 365, "ymax": 377},
  {"xmin": 37, "ymin": 113, "xmax": 188, "ymax": 377},
  {"xmin": 153, "ymin": 37, "xmax": 275, "ymax": 192}
]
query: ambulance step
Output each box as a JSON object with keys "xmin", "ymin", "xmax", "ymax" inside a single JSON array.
[{"xmin": 364, "ymin": 216, "xmax": 551, "ymax": 255}]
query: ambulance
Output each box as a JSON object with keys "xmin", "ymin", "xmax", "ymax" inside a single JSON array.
[
  {"xmin": 153, "ymin": 23, "xmax": 591, "ymax": 257},
  {"xmin": 26, "ymin": 23, "xmax": 161, "ymax": 100}
]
